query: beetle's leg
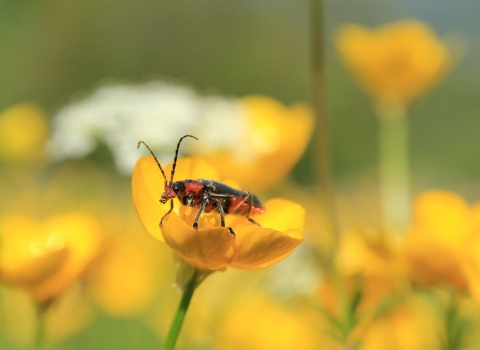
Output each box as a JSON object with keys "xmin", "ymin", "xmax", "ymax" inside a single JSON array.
[
  {"xmin": 228, "ymin": 191, "xmax": 261, "ymax": 226},
  {"xmin": 215, "ymin": 201, "xmax": 235, "ymax": 237},
  {"xmin": 160, "ymin": 199, "xmax": 174, "ymax": 228},
  {"xmin": 193, "ymin": 200, "xmax": 208, "ymax": 229}
]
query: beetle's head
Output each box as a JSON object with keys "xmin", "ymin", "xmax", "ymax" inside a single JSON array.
[
  {"xmin": 160, "ymin": 182, "xmax": 185, "ymax": 204},
  {"xmin": 138, "ymin": 135, "xmax": 198, "ymax": 205}
]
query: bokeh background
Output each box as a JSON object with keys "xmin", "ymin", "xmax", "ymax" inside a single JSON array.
[{"xmin": 2, "ymin": 0, "xmax": 480, "ymax": 349}]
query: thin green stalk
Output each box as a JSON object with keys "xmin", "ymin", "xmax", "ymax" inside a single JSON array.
[
  {"xmin": 378, "ymin": 108, "xmax": 411, "ymax": 232},
  {"xmin": 310, "ymin": 0, "xmax": 338, "ymax": 245},
  {"xmin": 443, "ymin": 292, "xmax": 469, "ymax": 350},
  {"xmin": 163, "ymin": 280, "xmax": 195, "ymax": 350},
  {"xmin": 34, "ymin": 302, "xmax": 49, "ymax": 350}
]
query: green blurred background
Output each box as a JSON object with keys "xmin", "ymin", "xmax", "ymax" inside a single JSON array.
[
  {"xmin": 2, "ymin": 0, "xmax": 480, "ymax": 192},
  {"xmin": 2, "ymin": 0, "xmax": 480, "ymax": 348}
]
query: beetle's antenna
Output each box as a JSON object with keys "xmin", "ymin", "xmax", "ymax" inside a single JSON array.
[
  {"xmin": 171, "ymin": 135, "xmax": 198, "ymax": 185},
  {"xmin": 137, "ymin": 141, "xmax": 168, "ymax": 187}
]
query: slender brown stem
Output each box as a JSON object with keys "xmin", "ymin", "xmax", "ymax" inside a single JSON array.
[{"xmin": 310, "ymin": 0, "xmax": 338, "ymax": 244}]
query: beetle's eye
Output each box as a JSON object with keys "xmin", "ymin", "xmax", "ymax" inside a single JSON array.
[{"xmin": 172, "ymin": 182, "xmax": 185, "ymax": 194}]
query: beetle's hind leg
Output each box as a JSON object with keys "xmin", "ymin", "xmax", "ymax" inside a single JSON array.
[
  {"xmin": 248, "ymin": 217, "xmax": 261, "ymax": 226},
  {"xmin": 228, "ymin": 191, "xmax": 261, "ymax": 227},
  {"xmin": 215, "ymin": 201, "xmax": 235, "ymax": 237}
]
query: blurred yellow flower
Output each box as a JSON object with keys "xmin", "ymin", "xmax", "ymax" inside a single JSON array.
[
  {"xmin": 0, "ymin": 103, "xmax": 48, "ymax": 162},
  {"xmin": 359, "ymin": 296, "xmax": 440, "ymax": 350},
  {"xmin": 0, "ymin": 212, "xmax": 101, "ymax": 303},
  {"xmin": 319, "ymin": 226, "xmax": 408, "ymax": 346},
  {"xmin": 336, "ymin": 19, "xmax": 451, "ymax": 110},
  {"xmin": 334, "ymin": 227, "xmax": 407, "ymax": 309},
  {"xmin": 132, "ymin": 156, "xmax": 304, "ymax": 273},
  {"xmin": 403, "ymin": 190, "xmax": 480, "ymax": 295},
  {"xmin": 214, "ymin": 293, "xmax": 321, "ymax": 350},
  {"xmin": 200, "ymin": 96, "xmax": 314, "ymax": 191},
  {"xmin": 87, "ymin": 233, "xmax": 159, "ymax": 316}
]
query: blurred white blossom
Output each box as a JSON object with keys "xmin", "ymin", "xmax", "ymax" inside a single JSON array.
[
  {"xmin": 267, "ymin": 245, "xmax": 320, "ymax": 299},
  {"xmin": 46, "ymin": 81, "xmax": 245, "ymax": 174}
]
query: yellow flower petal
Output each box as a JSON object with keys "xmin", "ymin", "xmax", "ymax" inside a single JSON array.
[
  {"xmin": 254, "ymin": 198, "xmax": 305, "ymax": 233},
  {"xmin": 230, "ymin": 226, "xmax": 303, "ymax": 269},
  {"xmin": 402, "ymin": 190, "xmax": 480, "ymax": 293},
  {"xmin": 163, "ymin": 156, "xmax": 220, "ymax": 183},
  {"xmin": 161, "ymin": 212, "xmax": 236, "ymax": 271},
  {"xmin": 227, "ymin": 198, "xmax": 305, "ymax": 269},
  {"xmin": 132, "ymin": 156, "xmax": 170, "ymax": 243},
  {"xmin": 0, "ymin": 249, "xmax": 69, "ymax": 286},
  {"xmin": 403, "ymin": 234, "xmax": 467, "ymax": 291},
  {"xmin": 413, "ymin": 190, "xmax": 472, "ymax": 246},
  {"xmin": 0, "ymin": 213, "xmax": 101, "ymax": 302},
  {"xmin": 0, "ymin": 214, "xmax": 68, "ymax": 285},
  {"xmin": 335, "ymin": 227, "xmax": 399, "ymax": 278},
  {"xmin": 204, "ymin": 96, "xmax": 314, "ymax": 190},
  {"xmin": 228, "ymin": 198, "xmax": 304, "ymax": 269},
  {"xmin": 28, "ymin": 213, "xmax": 101, "ymax": 302}
]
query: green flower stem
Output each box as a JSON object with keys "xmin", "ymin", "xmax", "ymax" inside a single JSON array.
[
  {"xmin": 163, "ymin": 280, "xmax": 196, "ymax": 350},
  {"xmin": 378, "ymin": 107, "xmax": 411, "ymax": 232},
  {"xmin": 443, "ymin": 290, "xmax": 469, "ymax": 350},
  {"xmin": 34, "ymin": 302, "xmax": 49, "ymax": 350},
  {"xmin": 310, "ymin": 0, "xmax": 338, "ymax": 244}
]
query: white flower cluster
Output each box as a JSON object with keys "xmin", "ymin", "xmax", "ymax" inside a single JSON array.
[{"xmin": 46, "ymin": 81, "xmax": 246, "ymax": 174}]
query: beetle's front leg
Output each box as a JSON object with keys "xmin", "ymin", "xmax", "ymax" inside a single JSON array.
[
  {"xmin": 160, "ymin": 199, "xmax": 174, "ymax": 228},
  {"xmin": 214, "ymin": 201, "xmax": 235, "ymax": 237},
  {"xmin": 193, "ymin": 199, "xmax": 208, "ymax": 229}
]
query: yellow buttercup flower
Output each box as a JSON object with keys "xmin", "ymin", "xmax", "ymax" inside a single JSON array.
[
  {"xmin": 0, "ymin": 214, "xmax": 68, "ymax": 286},
  {"xmin": 132, "ymin": 156, "xmax": 305, "ymax": 273},
  {"xmin": 201, "ymin": 96, "xmax": 314, "ymax": 191},
  {"xmin": 0, "ymin": 212, "xmax": 102, "ymax": 303},
  {"xmin": 318, "ymin": 226, "xmax": 408, "ymax": 347},
  {"xmin": 334, "ymin": 227, "xmax": 407, "ymax": 311},
  {"xmin": 0, "ymin": 103, "xmax": 48, "ymax": 162},
  {"xmin": 402, "ymin": 190, "xmax": 477, "ymax": 292},
  {"xmin": 336, "ymin": 19, "xmax": 451, "ymax": 110}
]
